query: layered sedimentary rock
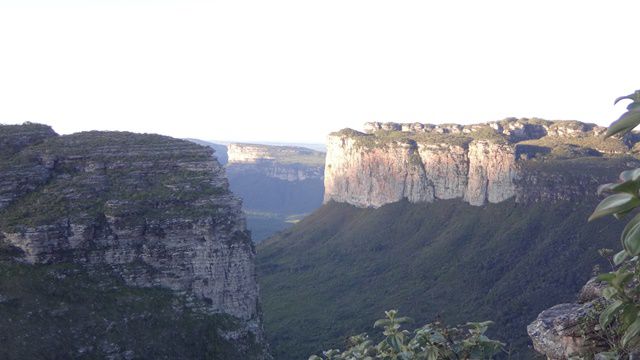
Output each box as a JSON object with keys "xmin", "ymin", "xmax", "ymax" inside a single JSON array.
[
  {"xmin": 325, "ymin": 118, "xmax": 639, "ymax": 207},
  {"xmin": 227, "ymin": 143, "xmax": 324, "ymax": 182},
  {"xmin": 0, "ymin": 123, "xmax": 269, "ymax": 358},
  {"xmin": 527, "ymin": 279, "xmax": 607, "ymax": 359},
  {"xmin": 528, "ymin": 278, "xmax": 640, "ymax": 359},
  {"xmin": 225, "ymin": 143, "xmax": 326, "ymax": 242}
]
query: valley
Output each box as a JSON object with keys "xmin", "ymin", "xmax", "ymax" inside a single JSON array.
[{"xmin": 257, "ymin": 118, "xmax": 640, "ymax": 359}]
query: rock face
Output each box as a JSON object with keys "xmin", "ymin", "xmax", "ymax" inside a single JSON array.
[
  {"xmin": 325, "ymin": 118, "xmax": 639, "ymax": 208},
  {"xmin": 227, "ymin": 143, "xmax": 324, "ymax": 182},
  {"xmin": 527, "ymin": 279, "xmax": 621, "ymax": 359},
  {"xmin": 528, "ymin": 303, "xmax": 598, "ymax": 359},
  {"xmin": 0, "ymin": 124, "xmax": 269, "ymax": 358}
]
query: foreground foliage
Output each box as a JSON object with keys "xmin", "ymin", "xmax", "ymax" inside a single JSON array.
[
  {"xmin": 587, "ymin": 90, "xmax": 640, "ymax": 357},
  {"xmin": 309, "ymin": 310, "xmax": 505, "ymax": 360}
]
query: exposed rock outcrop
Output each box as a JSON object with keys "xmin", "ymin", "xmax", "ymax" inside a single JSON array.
[
  {"xmin": 227, "ymin": 143, "xmax": 324, "ymax": 182},
  {"xmin": 325, "ymin": 119, "xmax": 639, "ymax": 208},
  {"xmin": 0, "ymin": 124, "xmax": 270, "ymax": 358},
  {"xmin": 527, "ymin": 278, "xmax": 640, "ymax": 360},
  {"xmin": 527, "ymin": 279, "xmax": 607, "ymax": 359}
]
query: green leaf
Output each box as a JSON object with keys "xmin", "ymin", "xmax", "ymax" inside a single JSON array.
[
  {"xmin": 395, "ymin": 316, "xmax": 413, "ymax": 324},
  {"xmin": 606, "ymin": 109, "xmax": 640, "ymax": 138},
  {"xmin": 426, "ymin": 347, "xmax": 438, "ymax": 360},
  {"xmin": 621, "ymin": 316, "xmax": 640, "ymax": 347},
  {"xmin": 623, "ymin": 219, "xmax": 640, "ymax": 256},
  {"xmin": 614, "ymin": 90, "xmax": 640, "ymax": 106},
  {"xmin": 600, "ymin": 300, "xmax": 624, "ymax": 329},
  {"xmin": 619, "ymin": 169, "xmax": 640, "ymax": 182},
  {"xmin": 612, "ymin": 271, "xmax": 634, "ymax": 290},
  {"xmin": 620, "ymin": 304, "xmax": 639, "ymax": 328},
  {"xmin": 598, "ymin": 183, "xmax": 618, "ymax": 195},
  {"xmin": 614, "ymin": 250, "xmax": 629, "ymax": 266},
  {"xmin": 589, "ymin": 193, "xmax": 640, "ymax": 222},
  {"xmin": 388, "ymin": 334, "xmax": 403, "ymax": 352},
  {"xmin": 602, "ymin": 287, "xmax": 617, "ymax": 300},
  {"xmin": 598, "ymin": 272, "xmax": 616, "ymax": 283},
  {"xmin": 374, "ymin": 319, "xmax": 391, "ymax": 328},
  {"xmin": 621, "ymin": 213, "xmax": 640, "ymax": 242}
]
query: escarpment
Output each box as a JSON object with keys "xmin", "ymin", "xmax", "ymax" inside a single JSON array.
[
  {"xmin": 227, "ymin": 143, "xmax": 324, "ymax": 182},
  {"xmin": 325, "ymin": 118, "xmax": 640, "ymax": 208},
  {"xmin": 0, "ymin": 123, "xmax": 269, "ymax": 358}
]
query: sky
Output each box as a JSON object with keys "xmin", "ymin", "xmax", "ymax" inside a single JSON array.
[{"xmin": 0, "ymin": 0, "xmax": 639, "ymax": 144}]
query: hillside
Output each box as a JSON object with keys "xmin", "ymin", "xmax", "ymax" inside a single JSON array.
[
  {"xmin": 0, "ymin": 246, "xmax": 262, "ymax": 359},
  {"xmin": 257, "ymin": 198, "xmax": 626, "ymax": 359},
  {"xmin": 0, "ymin": 123, "xmax": 269, "ymax": 359},
  {"xmin": 258, "ymin": 118, "xmax": 640, "ymax": 359}
]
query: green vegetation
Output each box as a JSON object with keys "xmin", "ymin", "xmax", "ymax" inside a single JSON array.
[
  {"xmin": 0, "ymin": 130, "xmax": 225, "ymax": 230},
  {"xmin": 0, "ymin": 245, "xmax": 259, "ymax": 359},
  {"xmin": 330, "ymin": 127, "xmax": 507, "ymax": 149},
  {"xmin": 227, "ymin": 167, "xmax": 324, "ymax": 242},
  {"xmin": 309, "ymin": 310, "xmax": 505, "ymax": 360},
  {"xmin": 245, "ymin": 212, "xmax": 310, "ymax": 242},
  {"xmin": 518, "ymin": 135, "xmax": 629, "ymax": 158},
  {"xmin": 581, "ymin": 91, "xmax": 640, "ymax": 358},
  {"xmin": 286, "ymin": 92, "xmax": 640, "ymax": 360},
  {"xmin": 520, "ymin": 156, "xmax": 637, "ymax": 179},
  {"xmin": 233, "ymin": 143, "xmax": 325, "ymax": 166},
  {"xmin": 257, "ymin": 197, "xmax": 626, "ymax": 360},
  {"xmin": 494, "ymin": 117, "xmax": 553, "ymax": 128},
  {"xmin": 332, "ymin": 118, "xmax": 638, "ymax": 161},
  {"xmin": 0, "ymin": 122, "xmax": 57, "ymax": 160}
]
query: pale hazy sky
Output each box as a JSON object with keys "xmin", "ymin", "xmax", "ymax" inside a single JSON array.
[{"xmin": 0, "ymin": 0, "xmax": 639, "ymax": 144}]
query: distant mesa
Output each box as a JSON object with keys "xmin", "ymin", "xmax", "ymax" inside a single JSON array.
[
  {"xmin": 227, "ymin": 143, "xmax": 325, "ymax": 182},
  {"xmin": 324, "ymin": 118, "xmax": 639, "ymax": 208}
]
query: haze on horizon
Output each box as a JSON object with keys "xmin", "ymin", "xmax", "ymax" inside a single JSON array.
[{"xmin": 1, "ymin": 0, "xmax": 639, "ymax": 144}]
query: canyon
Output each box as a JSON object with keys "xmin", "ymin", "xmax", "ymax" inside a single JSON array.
[
  {"xmin": 259, "ymin": 117, "xmax": 640, "ymax": 360},
  {"xmin": 224, "ymin": 143, "xmax": 325, "ymax": 241}
]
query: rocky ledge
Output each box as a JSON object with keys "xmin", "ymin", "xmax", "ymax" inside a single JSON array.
[
  {"xmin": 0, "ymin": 123, "xmax": 270, "ymax": 358},
  {"xmin": 528, "ymin": 278, "xmax": 639, "ymax": 359},
  {"xmin": 325, "ymin": 118, "xmax": 640, "ymax": 208}
]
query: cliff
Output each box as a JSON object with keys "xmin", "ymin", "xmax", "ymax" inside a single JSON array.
[
  {"xmin": 225, "ymin": 143, "xmax": 325, "ymax": 242},
  {"xmin": 325, "ymin": 118, "xmax": 639, "ymax": 207},
  {"xmin": 0, "ymin": 123, "xmax": 269, "ymax": 358},
  {"xmin": 227, "ymin": 143, "xmax": 324, "ymax": 182}
]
